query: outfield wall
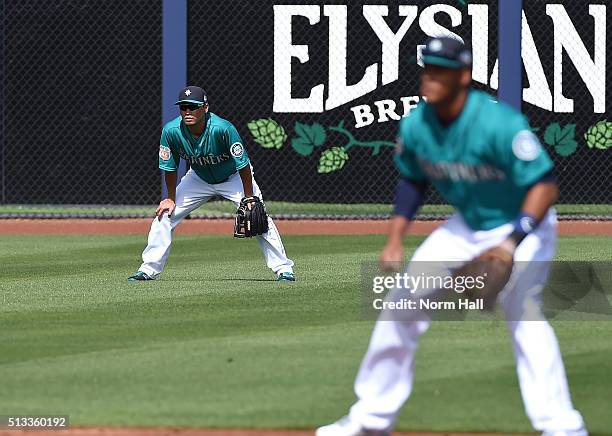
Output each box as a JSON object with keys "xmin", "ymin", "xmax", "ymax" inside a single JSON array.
[{"xmin": 0, "ymin": 0, "xmax": 610, "ymax": 207}]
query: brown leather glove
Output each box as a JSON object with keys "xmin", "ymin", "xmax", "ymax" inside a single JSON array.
[{"xmin": 454, "ymin": 244, "xmax": 514, "ymax": 311}]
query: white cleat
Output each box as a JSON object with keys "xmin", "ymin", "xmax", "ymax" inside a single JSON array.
[
  {"xmin": 541, "ymin": 429, "xmax": 588, "ymax": 436},
  {"xmin": 316, "ymin": 416, "xmax": 390, "ymax": 436}
]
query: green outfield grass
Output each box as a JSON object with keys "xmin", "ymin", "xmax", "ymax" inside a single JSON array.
[
  {"xmin": 1, "ymin": 202, "xmax": 611, "ymax": 218},
  {"xmin": 1, "ymin": 235, "xmax": 611, "ymax": 434}
]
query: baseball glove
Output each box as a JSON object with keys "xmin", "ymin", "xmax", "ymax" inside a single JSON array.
[
  {"xmin": 234, "ymin": 196, "xmax": 269, "ymax": 238},
  {"xmin": 454, "ymin": 246, "xmax": 514, "ymax": 311}
]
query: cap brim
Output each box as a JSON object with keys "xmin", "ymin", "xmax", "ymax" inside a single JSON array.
[
  {"xmin": 422, "ymin": 55, "xmax": 463, "ymax": 68},
  {"xmin": 174, "ymin": 99, "xmax": 207, "ymax": 105}
]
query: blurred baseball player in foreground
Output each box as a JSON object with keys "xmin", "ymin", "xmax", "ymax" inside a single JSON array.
[
  {"xmin": 128, "ymin": 86, "xmax": 295, "ymax": 282},
  {"xmin": 317, "ymin": 37, "xmax": 586, "ymax": 436}
]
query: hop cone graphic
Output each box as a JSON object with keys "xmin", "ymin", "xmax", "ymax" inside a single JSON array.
[
  {"xmin": 584, "ymin": 121, "xmax": 612, "ymax": 150},
  {"xmin": 318, "ymin": 147, "xmax": 349, "ymax": 173},
  {"xmin": 247, "ymin": 118, "xmax": 287, "ymax": 149}
]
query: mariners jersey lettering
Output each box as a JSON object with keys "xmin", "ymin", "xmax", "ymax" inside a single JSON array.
[
  {"xmin": 396, "ymin": 90, "xmax": 553, "ymax": 230},
  {"xmin": 158, "ymin": 113, "xmax": 249, "ymax": 184}
]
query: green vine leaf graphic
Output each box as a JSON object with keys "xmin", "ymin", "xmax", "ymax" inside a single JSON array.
[
  {"xmin": 318, "ymin": 147, "xmax": 349, "ymax": 173},
  {"xmin": 291, "ymin": 138, "xmax": 314, "ymax": 156},
  {"xmin": 291, "ymin": 122, "xmax": 327, "ymax": 156},
  {"xmin": 584, "ymin": 120, "xmax": 612, "ymax": 150},
  {"xmin": 543, "ymin": 123, "xmax": 578, "ymax": 157},
  {"xmin": 247, "ymin": 118, "xmax": 287, "ymax": 149},
  {"xmin": 329, "ymin": 120, "xmax": 396, "ymax": 156}
]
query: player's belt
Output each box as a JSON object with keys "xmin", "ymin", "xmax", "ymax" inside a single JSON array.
[{"xmin": 210, "ymin": 170, "xmax": 237, "ymax": 185}]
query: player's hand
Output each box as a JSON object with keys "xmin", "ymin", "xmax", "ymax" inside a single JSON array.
[
  {"xmin": 156, "ymin": 198, "xmax": 176, "ymax": 221},
  {"xmin": 380, "ymin": 241, "xmax": 404, "ymax": 272},
  {"xmin": 477, "ymin": 239, "xmax": 516, "ymax": 263},
  {"xmin": 241, "ymin": 194, "xmax": 256, "ymax": 210}
]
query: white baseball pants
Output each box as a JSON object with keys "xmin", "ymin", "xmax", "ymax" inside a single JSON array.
[
  {"xmin": 349, "ymin": 210, "xmax": 586, "ymax": 434},
  {"xmin": 138, "ymin": 169, "xmax": 294, "ymax": 277}
]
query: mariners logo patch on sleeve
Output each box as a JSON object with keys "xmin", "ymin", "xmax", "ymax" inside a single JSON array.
[
  {"xmin": 159, "ymin": 145, "xmax": 171, "ymax": 161},
  {"xmin": 230, "ymin": 142, "xmax": 244, "ymax": 158},
  {"xmin": 512, "ymin": 130, "xmax": 542, "ymax": 161}
]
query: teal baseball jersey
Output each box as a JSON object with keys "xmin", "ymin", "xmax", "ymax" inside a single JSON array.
[
  {"xmin": 158, "ymin": 113, "xmax": 249, "ymax": 184},
  {"xmin": 396, "ymin": 90, "xmax": 553, "ymax": 230}
]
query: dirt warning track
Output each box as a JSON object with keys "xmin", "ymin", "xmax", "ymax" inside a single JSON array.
[{"xmin": 0, "ymin": 219, "xmax": 610, "ymax": 236}]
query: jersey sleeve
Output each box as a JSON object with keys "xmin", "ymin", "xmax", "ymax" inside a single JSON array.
[
  {"xmin": 495, "ymin": 115, "xmax": 554, "ymax": 187},
  {"xmin": 158, "ymin": 128, "xmax": 180, "ymax": 172},
  {"xmin": 394, "ymin": 118, "xmax": 426, "ymax": 181},
  {"xmin": 224, "ymin": 124, "xmax": 250, "ymax": 170}
]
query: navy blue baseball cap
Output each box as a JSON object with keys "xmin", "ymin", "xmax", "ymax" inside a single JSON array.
[
  {"xmin": 422, "ymin": 36, "xmax": 472, "ymax": 69},
  {"xmin": 175, "ymin": 86, "xmax": 208, "ymax": 105}
]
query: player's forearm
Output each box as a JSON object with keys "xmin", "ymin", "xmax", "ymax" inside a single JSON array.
[
  {"xmin": 502, "ymin": 180, "xmax": 559, "ymax": 251},
  {"xmin": 388, "ymin": 178, "xmax": 425, "ymax": 245},
  {"xmin": 239, "ymin": 165, "xmax": 254, "ymax": 197},
  {"xmin": 164, "ymin": 171, "xmax": 177, "ymax": 202},
  {"xmin": 521, "ymin": 181, "xmax": 559, "ymax": 221},
  {"xmin": 387, "ymin": 215, "xmax": 411, "ymax": 245}
]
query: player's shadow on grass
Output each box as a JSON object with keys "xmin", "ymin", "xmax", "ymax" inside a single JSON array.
[{"xmin": 168, "ymin": 278, "xmax": 278, "ymax": 282}]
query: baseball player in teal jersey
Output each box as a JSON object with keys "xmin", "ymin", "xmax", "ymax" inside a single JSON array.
[
  {"xmin": 128, "ymin": 86, "xmax": 295, "ymax": 282},
  {"xmin": 317, "ymin": 38, "xmax": 586, "ymax": 436}
]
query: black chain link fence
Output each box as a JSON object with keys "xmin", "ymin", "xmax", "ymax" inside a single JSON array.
[
  {"xmin": 0, "ymin": 0, "xmax": 610, "ymax": 219},
  {"xmin": 522, "ymin": 0, "xmax": 611, "ymax": 206},
  {"xmin": 187, "ymin": 0, "xmax": 498, "ymax": 210},
  {"xmin": 1, "ymin": 0, "xmax": 161, "ymax": 205}
]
